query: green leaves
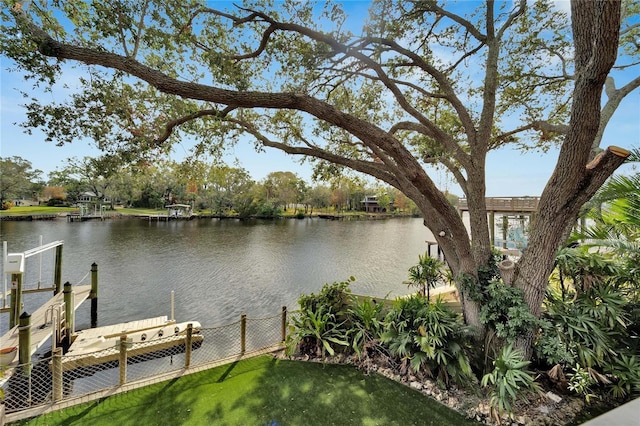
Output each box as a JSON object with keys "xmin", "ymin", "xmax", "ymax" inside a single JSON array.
[
  {"xmin": 481, "ymin": 344, "xmax": 540, "ymax": 416},
  {"xmin": 287, "ymin": 304, "xmax": 348, "ymax": 360},
  {"xmin": 381, "ymin": 295, "xmax": 474, "ymax": 386},
  {"xmin": 479, "ymin": 280, "xmax": 538, "ymax": 343},
  {"xmin": 404, "ymin": 252, "xmax": 444, "ymax": 300}
]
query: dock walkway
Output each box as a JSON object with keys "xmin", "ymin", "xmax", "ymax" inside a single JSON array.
[
  {"xmin": 0, "ymin": 285, "xmax": 91, "ymax": 368},
  {"xmin": 70, "ymin": 316, "xmax": 172, "ymax": 344}
]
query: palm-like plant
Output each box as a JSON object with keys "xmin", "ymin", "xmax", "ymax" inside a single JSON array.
[
  {"xmin": 404, "ymin": 252, "xmax": 444, "ymax": 300},
  {"xmin": 481, "ymin": 344, "xmax": 541, "ymax": 418},
  {"xmin": 286, "ymin": 305, "xmax": 349, "ymax": 359},
  {"xmin": 381, "ymin": 296, "xmax": 474, "ymax": 386}
]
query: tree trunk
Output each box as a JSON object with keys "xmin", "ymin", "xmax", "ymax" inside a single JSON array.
[{"xmin": 510, "ymin": 0, "xmax": 625, "ymax": 359}]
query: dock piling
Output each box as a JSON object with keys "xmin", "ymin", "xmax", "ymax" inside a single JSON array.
[
  {"xmin": 54, "ymin": 245, "xmax": 63, "ymax": 295},
  {"xmin": 63, "ymin": 282, "xmax": 74, "ymax": 347},
  {"xmin": 52, "ymin": 348, "xmax": 63, "ymax": 402},
  {"xmin": 90, "ymin": 263, "xmax": 98, "ymax": 328},
  {"xmin": 18, "ymin": 312, "xmax": 32, "ymax": 376},
  {"xmin": 9, "ymin": 273, "xmax": 23, "ymax": 329}
]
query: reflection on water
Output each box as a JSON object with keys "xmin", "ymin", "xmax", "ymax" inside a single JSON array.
[{"xmin": 1, "ymin": 217, "xmax": 433, "ymax": 332}]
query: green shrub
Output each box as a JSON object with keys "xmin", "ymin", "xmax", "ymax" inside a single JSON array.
[
  {"xmin": 256, "ymin": 202, "xmax": 282, "ymax": 218},
  {"xmin": 404, "ymin": 252, "xmax": 444, "ymax": 299},
  {"xmin": 286, "ymin": 304, "xmax": 349, "ymax": 359},
  {"xmin": 481, "ymin": 344, "xmax": 541, "ymax": 417},
  {"xmin": 298, "ymin": 277, "xmax": 354, "ymax": 317},
  {"xmin": 287, "ymin": 278, "xmax": 355, "ymax": 359},
  {"xmin": 381, "ymin": 295, "xmax": 474, "ymax": 387},
  {"xmin": 536, "ymin": 284, "xmax": 629, "ymax": 369},
  {"xmin": 480, "ymin": 280, "xmax": 538, "ymax": 344},
  {"xmin": 536, "ymin": 283, "xmax": 640, "ymax": 400},
  {"xmin": 605, "ymin": 354, "xmax": 640, "ymax": 398},
  {"xmin": 347, "ymin": 296, "xmax": 385, "ymax": 357},
  {"xmin": 567, "ymin": 364, "xmax": 598, "ymax": 403}
]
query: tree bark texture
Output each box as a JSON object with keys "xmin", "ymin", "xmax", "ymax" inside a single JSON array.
[{"xmin": 512, "ymin": 0, "xmax": 626, "ymax": 357}]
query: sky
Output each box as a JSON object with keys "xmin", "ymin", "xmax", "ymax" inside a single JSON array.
[{"xmin": 0, "ymin": 1, "xmax": 638, "ymax": 197}]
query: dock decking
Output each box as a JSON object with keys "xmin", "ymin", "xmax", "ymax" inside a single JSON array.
[
  {"xmin": 0, "ymin": 285, "xmax": 91, "ymax": 368},
  {"xmin": 62, "ymin": 317, "xmax": 203, "ymax": 371},
  {"xmin": 69, "ymin": 316, "xmax": 173, "ymax": 346},
  {"xmin": 457, "ymin": 197, "xmax": 540, "ymax": 213}
]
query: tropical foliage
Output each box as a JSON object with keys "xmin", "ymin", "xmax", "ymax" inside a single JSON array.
[
  {"xmin": 481, "ymin": 345, "xmax": 540, "ymax": 418},
  {"xmin": 404, "ymin": 253, "xmax": 444, "ymax": 300},
  {"xmin": 536, "ymin": 157, "xmax": 640, "ymax": 401},
  {"xmin": 380, "ymin": 295, "xmax": 474, "ymax": 387},
  {"xmin": 3, "ymin": 0, "xmax": 637, "ymax": 359}
]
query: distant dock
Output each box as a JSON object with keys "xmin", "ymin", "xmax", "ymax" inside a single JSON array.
[{"xmin": 67, "ymin": 214, "xmax": 105, "ymax": 222}]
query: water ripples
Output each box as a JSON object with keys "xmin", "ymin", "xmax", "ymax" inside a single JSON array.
[{"xmin": 1, "ymin": 217, "xmax": 433, "ymax": 331}]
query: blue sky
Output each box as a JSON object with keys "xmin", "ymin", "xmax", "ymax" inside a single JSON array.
[{"xmin": 1, "ymin": 1, "xmax": 638, "ymax": 197}]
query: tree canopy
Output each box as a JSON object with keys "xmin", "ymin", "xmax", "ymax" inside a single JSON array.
[
  {"xmin": 0, "ymin": 156, "xmax": 43, "ymax": 205},
  {"xmin": 2, "ymin": 0, "xmax": 638, "ymax": 354}
]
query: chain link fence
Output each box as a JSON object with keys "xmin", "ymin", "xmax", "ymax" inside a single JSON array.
[{"xmin": 2, "ymin": 308, "xmax": 289, "ymax": 420}]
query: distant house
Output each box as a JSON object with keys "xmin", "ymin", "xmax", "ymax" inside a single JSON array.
[
  {"xmin": 361, "ymin": 195, "xmax": 384, "ymax": 213},
  {"xmin": 77, "ymin": 192, "xmax": 111, "ymax": 205},
  {"xmin": 77, "ymin": 192, "xmax": 111, "ymax": 216}
]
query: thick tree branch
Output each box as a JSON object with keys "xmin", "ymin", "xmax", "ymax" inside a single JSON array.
[
  {"xmin": 371, "ymin": 38, "xmax": 477, "ymax": 143},
  {"xmin": 417, "ymin": 2, "xmax": 487, "ymax": 42},
  {"xmin": 154, "ymin": 106, "xmax": 236, "ymax": 146},
  {"xmin": 593, "ymin": 75, "xmax": 640, "ymax": 151},
  {"xmin": 389, "ymin": 121, "xmax": 470, "ymax": 167},
  {"xmin": 227, "ymin": 117, "xmax": 402, "ymax": 187},
  {"xmin": 494, "ymin": 121, "xmax": 569, "ymax": 145}
]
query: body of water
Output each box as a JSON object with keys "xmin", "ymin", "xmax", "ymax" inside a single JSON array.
[{"xmin": 1, "ymin": 217, "xmax": 434, "ymax": 334}]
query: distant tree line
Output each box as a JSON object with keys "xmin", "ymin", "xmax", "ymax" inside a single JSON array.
[{"xmin": 0, "ymin": 156, "xmax": 431, "ymax": 216}]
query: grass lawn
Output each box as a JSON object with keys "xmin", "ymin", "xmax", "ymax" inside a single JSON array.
[
  {"xmin": 0, "ymin": 206, "xmax": 77, "ymax": 216},
  {"xmin": 13, "ymin": 356, "xmax": 478, "ymax": 426}
]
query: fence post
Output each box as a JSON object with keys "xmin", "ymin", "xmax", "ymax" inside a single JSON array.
[
  {"xmin": 52, "ymin": 347, "xmax": 63, "ymax": 402},
  {"xmin": 90, "ymin": 263, "xmax": 98, "ymax": 328},
  {"xmin": 281, "ymin": 306, "xmax": 287, "ymax": 342},
  {"xmin": 119, "ymin": 335, "xmax": 127, "ymax": 386},
  {"xmin": 240, "ymin": 314, "xmax": 247, "ymax": 355},
  {"xmin": 184, "ymin": 323, "xmax": 193, "ymax": 368}
]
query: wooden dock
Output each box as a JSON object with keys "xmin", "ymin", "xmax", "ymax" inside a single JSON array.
[
  {"xmin": 457, "ymin": 197, "xmax": 540, "ymax": 213},
  {"xmin": 68, "ymin": 316, "xmax": 174, "ymax": 351},
  {"xmin": 0, "ymin": 285, "xmax": 91, "ymax": 368},
  {"xmin": 67, "ymin": 214, "xmax": 104, "ymax": 222},
  {"xmin": 62, "ymin": 317, "xmax": 203, "ymax": 372}
]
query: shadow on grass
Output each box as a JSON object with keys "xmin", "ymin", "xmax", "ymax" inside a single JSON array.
[
  {"xmin": 234, "ymin": 357, "xmax": 479, "ymax": 426},
  {"xmin": 15, "ymin": 356, "xmax": 479, "ymax": 426}
]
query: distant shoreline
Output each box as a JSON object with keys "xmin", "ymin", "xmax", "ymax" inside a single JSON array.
[{"xmin": 0, "ymin": 212, "xmax": 419, "ymax": 221}]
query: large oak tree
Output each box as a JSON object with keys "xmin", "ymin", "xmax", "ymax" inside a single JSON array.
[{"xmin": 2, "ymin": 0, "xmax": 639, "ymax": 354}]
